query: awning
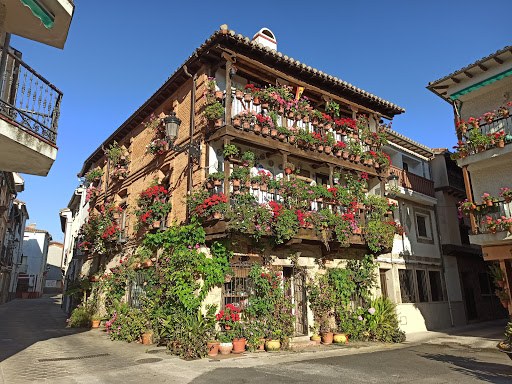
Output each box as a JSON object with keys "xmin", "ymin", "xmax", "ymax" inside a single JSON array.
[
  {"xmin": 20, "ymin": 0, "xmax": 54, "ymax": 29},
  {"xmin": 450, "ymin": 67, "xmax": 512, "ymax": 100}
]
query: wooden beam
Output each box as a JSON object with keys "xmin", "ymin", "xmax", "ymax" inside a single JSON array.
[
  {"xmin": 451, "ymin": 77, "xmax": 460, "ymax": 84},
  {"xmin": 225, "ymin": 60, "xmax": 232, "ymax": 126},
  {"xmin": 478, "ymin": 64, "xmax": 488, "ymax": 71},
  {"xmin": 494, "ymin": 56, "xmax": 504, "ymax": 65},
  {"xmin": 463, "ymin": 71, "xmax": 473, "ymax": 78},
  {"xmin": 432, "ymin": 85, "xmax": 450, "ymax": 89}
]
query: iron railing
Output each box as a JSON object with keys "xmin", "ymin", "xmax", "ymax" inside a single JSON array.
[
  {"xmin": 473, "ymin": 200, "xmax": 512, "ymax": 234},
  {"xmin": 0, "ymin": 44, "xmax": 62, "ymax": 144}
]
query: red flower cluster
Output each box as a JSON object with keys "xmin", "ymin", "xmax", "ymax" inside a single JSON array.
[
  {"xmin": 140, "ymin": 209, "xmax": 154, "ymax": 223},
  {"xmin": 195, "ymin": 193, "xmax": 227, "ymax": 216},
  {"xmin": 244, "ymin": 84, "xmax": 260, "ymax": 93},
  {"xmin": 360, "ymin": 172, "xmax": 369, "ymax": 180},
  {"xmin": 333, "ymin": 141, "xmax": 347, "ymax": 149},
  {"xmin": 215, "ymin": 304, "xmax": 240, "ymax": 324},
  {"xmin": 256, "ymin": 114, "xmax": 273, "ymax": 127},
  {"xmin": 101, "ymin": 223, "xmax": 119, "ymax": 239},
  {"xmin": 140, "ymin": 185, "xmax": 168, "ymax": 200},
  {"xmin": 387, "ymin": 221, "xmax": 406, "ymax": 236},
  {"xmin": 335, "ymin": 118, "xmax": 356, "ymax": 129},
  {"xmin": 269, "ymin": 201, "xmax": 282, "ymax": 219},
  {"xmin": 489, "ymin": 131, "xmax": 505, "ymax": 140}
]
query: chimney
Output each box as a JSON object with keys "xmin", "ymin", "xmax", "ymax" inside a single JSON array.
[
  {"xmin": 251, "ymin": 28, "xmax": 277, "ymax": 51},
  {"xmin": 28, "ymin": 223, "xmax": 36, "ymax": 229}
]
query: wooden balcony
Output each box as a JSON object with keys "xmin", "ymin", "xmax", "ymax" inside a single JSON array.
[{"xmin": 389, "ymin": 165, "xmax": 435, "ymax": 197}]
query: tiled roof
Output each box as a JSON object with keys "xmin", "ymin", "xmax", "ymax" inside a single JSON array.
[
  {"xmin": 385, "ymin": 128, "xmax": 433, "ymax": 158},
  {"xmin": 25, "ymin": 227, "xmax": 49, "ymax": 234},
  {"xmin": 428, "ymin": 45, "xmax": 512, "ymax": 86},
  {"xmin": 79, "ymin": 26, "xmax": 404, "ymax": 176}
]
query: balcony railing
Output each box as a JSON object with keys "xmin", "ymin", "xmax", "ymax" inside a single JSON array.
[
  {"xmin": 473, "ymin": 200, "xmax": 512, "ymax": 234},
  {"xmin": 459, "ymin": 114, "xmax": 512, "ymax": 156},
  {"xmin": 389, "ymin": 165, "xmax": 435, "ymax": 197},
  {"xmin": 0, "ymin": 44, "xmax": 62, "ymax": 144}
]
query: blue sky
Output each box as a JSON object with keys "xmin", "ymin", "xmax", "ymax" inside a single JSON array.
[{"xmin": 10, "ymin": 0, "xmax": 511, "ymax": 241}]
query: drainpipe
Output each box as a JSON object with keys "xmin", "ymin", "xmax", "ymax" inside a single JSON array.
[
  {"xmin": 434, "ymin": 203, "xmax": 455, "ymax": 327},
  {"xmin": 183, "ymin": 65, "xmax": 197, "ymax": 219}
]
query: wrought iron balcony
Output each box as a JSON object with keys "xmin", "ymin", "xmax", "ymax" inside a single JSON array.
[
  {"xmin": 389, "ymin": 165, "xmax": 435, "ymax": 197},
  {"xmin": 0, "ymin": 44, "xmax": 62, "ymax": 144},
  {"xmin": 473, "ymin": 200, "xmax": 512, "ymax": 234}
]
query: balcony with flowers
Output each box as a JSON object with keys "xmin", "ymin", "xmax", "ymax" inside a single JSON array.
[
  {"xmin": 189, "ymin": 143, "xmax": 401, "ymax": 253},
  {"xmin": 453, "ymin": 102, "xmax": 512, "ymax": 167},
  {"xmin": 458, "ymin": 189, "xmax": 512, "ymax": 246},
  {"xmin": 204, "ymin": 79, "xmax": 392, "ymax": 177}
]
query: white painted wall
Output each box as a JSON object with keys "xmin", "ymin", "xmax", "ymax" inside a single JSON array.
[{"xmin": 23, "ymin": 230, "xmax": 50, "ymax": 294}]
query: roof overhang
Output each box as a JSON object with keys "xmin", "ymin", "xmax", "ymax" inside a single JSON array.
[
  {"xmin": 79, "ymin": 28, "xmax": 405, "ymax": 176},
  {"xmin": 427, "ymin": 45, "xmax": 512, "ymax": 104},
  {"xmin": 3, "ymin": 0, "xmax": 75, "ymax": 49}
]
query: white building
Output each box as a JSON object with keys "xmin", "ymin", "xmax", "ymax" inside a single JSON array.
[
  {"xmin": 378, "ymin": 129, "xmax": 466, "ymax": 333},
  {"xmin": 19, "ymin": 224, "xmax": 51, "ymax": 298},
  {"xmin": 5, "ymin": 198, "xmax": 28, "ymax": 302},
  {"xmin": 44, "ymin": 241, "xmax": 64, "ymax": 293}
]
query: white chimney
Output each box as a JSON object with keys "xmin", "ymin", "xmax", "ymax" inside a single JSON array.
[{"xmin": 251, "ymin": 28, "xmax": 277, "ymax": 51}]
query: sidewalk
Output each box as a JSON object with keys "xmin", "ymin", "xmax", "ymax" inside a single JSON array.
[{"xmin": 405, "ymin": 319, "xmax": 508, "ymax": 350}]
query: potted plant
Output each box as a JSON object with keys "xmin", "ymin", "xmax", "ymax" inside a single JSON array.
[
  {"xmin": 235, "ymin": 86, "xmax": 243, "ymax": 100},
  {"xmin": 495, "ymin": 288, "xmax": 510, "ymax": 308},
  {"xmin": 141, "ymin": 327, "xmax": 153, "ymax": 345},
  {"xmin": 231, "ymin": 322, "xmax": 247, "ymax": 354},
  {"xmin": 265, "ymin": 329, "xmax": 281, "ymax": 352},
  {"xmin": 482, "ymin": 193, "xmax": 495, "ymax": 207},
  {"xmin": 146, "ymin": 138, "xmax": 167, "ymax": 155},
  {"xmin": 241, "ymin": 151, "xmax": 255, "ymax": 167},
  {"xmin": 277, "ymin": 126, "xmax": 289, "ymax": 141},
  {"xmin": 218, "ymin": 334, "xmax": 233, "ymax": 355},
  {"xmin": 135, "ymin": 185, "xmax": 172, "ymax": 229},
  {"xmin": 333, "ymin": 332, "xmax": 348, "ymax": 344},
  {"xmin": 484, "ymin": 111, "xmax": 496, "ymax": 124},
  {"xmin": 208, "ymin": 171, "xmax": 225, "ymax": 187},
  {"xmin": 497, "ymin": 322, "xmax": 512, "ymax": 360},
  {"xmin": 489, "ymin": 265, "xmax": 506, "ymax": 288},
  {"xmin": 229, "ymin": 166, "xmax": 248, "ymax": 189},
  {"xmin": 223, "ymin": 144, "xmax": 239, "ymax": 159},
  {"xmin": 91, "ymin": 314, "xmax": 102, "ymax": 328},
  {"xmin": 84, "ymin": 167, "xmax": 104, "ymax": 184},
  {"xmin": 468, "ymin": 117, "xmax": 481, "ymax": 129},
  {"xmin": 207, "ymin": 333, "xmax": 220, "ymax": 356},
  {"xmin": 458, "ymin": 199, "xmax": 476, "ymax": 217},
  {"xmin": 205, "ymin": 102, "xmax": 225, "ymax": 127},
  {"xmin": 215, "ymin": 304, "xmax": 240, "ymax": 330},
  {"xmin": 456, "ymin": 120, "xmax": 468, "ymax": 135},
  {"xmin": 239, "ymin": 110, "xmax": 256, "ymax": 130},
  {"xmin": 498, "ymin": 105, "xmax": 510, "ymax": 119}
]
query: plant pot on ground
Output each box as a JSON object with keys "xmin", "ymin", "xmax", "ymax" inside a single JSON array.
[
  {"xmin": 207, "ymin": 341, "xmax": 220, "ymax": 356},
  {"xmin": 321, "ymin": 332, "xmax": 334, "ymax": 344},
  {"xmin": 265, "ymin": 339, "xmax": 281, "ymax": 352},
  {"xmin": 232, "ymin": 338, "xmax": 246, "ymax": 354},
  {"xmin": 142, "ymin": 332, "xmax": 153, "ymax": 345}
]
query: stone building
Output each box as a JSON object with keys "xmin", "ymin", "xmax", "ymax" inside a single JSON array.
[{"xmin": 74, "ymin": 26, "xmax": 467, "ymax": 335}]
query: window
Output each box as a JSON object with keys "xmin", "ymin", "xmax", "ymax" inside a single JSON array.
[
  {"xmin": 429, "ymin": 271, "xmax": 444, "ymax": 302},
  {"xmin": 223, "ymin": 264, "xmax": 252, "ymax": 310},
  {"xmin": 379, "ymin": 269, "xmax": 389, "ymax": 298},
  {"xmin": 403, "ymin": 162, "xmax": 409, "ymax": 172},
  {"xmin": 416, "ymin": 270, "xmax": 429, "ymax": 302},
  {"xmin": 416, "ymin": 215, "xmax": 428, "ymax": 237},
  {"xmin": 399, "ymin": 269, "xmax": 415, "ymax": 303}
]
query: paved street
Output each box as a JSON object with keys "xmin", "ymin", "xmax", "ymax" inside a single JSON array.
[{"xmin": 1, "ymin": 295, "xmax": 511, "ymax": 383}]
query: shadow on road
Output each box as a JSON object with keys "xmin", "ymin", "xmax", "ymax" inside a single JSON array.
[
  {"xmin": 0, "ymin": 294, "xmax": 88, "ymax": 362},
  {"xmin": 420, "ymin": 352, "xmax": 512, "ymax": 383}
]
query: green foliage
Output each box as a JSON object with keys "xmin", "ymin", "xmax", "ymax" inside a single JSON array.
[
  {"xmin": 105, "ymin": 141, "xmax": 126, "ymax": 166},
  {"xmin": 325, "ymin": 101, "xmax": 340, "ymax": 118},
  {"xmin": 367, "ymin": 296, "xmax": 406, "ymax": 343},
  {"xmin": 307, "ymin": 273, "xmax": 336, "ymax": 332},
  {"xmin": 223, "ymin": 144, "xmax": 239, "ymax": 158},
  {"xmin": 67, "ymin": 306, "xmax": 91, "ymax": 327},
  {"xmin": 106, "ymin": 303, "xmax": 146, "ymax": 342},
  {"xmin": 205, "ymin": 102, "xmax": 224, "ymax": 121},
  {"xmin": 273, "ymin": 208, "xmax": 300, "ymax": 244},
  {"xmin": 207, "ymin": 171, "xmax": 224, "ymax": 181},
  {"xmin": 84, "ymin": 167, "xmax": 104, "ymax": 183}
]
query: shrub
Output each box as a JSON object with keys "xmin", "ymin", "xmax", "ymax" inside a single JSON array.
[
  {"xmin": 367, "ymin": 296, "xmax": 405, "ymax": 343},
  {"xmin": 67, "ymin": 306, "xmax": 91, "ymax": 327},
  {"xmin": 106, "ymin": 304, "xmax": 146, "ymax": 342}
]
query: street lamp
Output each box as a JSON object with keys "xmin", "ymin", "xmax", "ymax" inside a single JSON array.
[
  {"xmin": 163, "ymin": 112, "xmax": 201, "ymax": 162},
  {"xmin": 386, "ymin": 171, "xmax": 399, "ymax": 198}
]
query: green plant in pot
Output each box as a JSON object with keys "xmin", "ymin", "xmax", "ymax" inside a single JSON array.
[
  {"xmin": 490, "ymin": 265, "xmax": 506, "ymax": 287},
  {"xmin": 207, "ymin": 171, "xmax": 225, "ymax": 187},
  {"xmin": 205, "ymin": 102, "xmax": 225, "ymax": 127},
  {"xmin": 223, "ymin": 144, "xmax": 239, "ymax": 158}
]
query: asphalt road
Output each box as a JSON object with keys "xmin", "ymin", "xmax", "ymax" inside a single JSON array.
[
  {"xmin": 192, "ymin": 343, "xmax": 512, "ymax": 384},
  {"xmin": 1, "ymin": 295, "xmax": 511, "ymax": 383}
]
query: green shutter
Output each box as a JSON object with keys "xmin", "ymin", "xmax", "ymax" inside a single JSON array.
[{"xmin": 20, "ymin": 0, "xmax": 54, "ymax": 29}]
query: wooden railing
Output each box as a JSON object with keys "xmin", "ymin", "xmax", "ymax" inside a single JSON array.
[{"xmin": 389, "ymin": 165, "xmax": 435, "ymax": 197}]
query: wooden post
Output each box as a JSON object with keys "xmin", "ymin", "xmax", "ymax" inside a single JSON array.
[
  {"xmin": 224, "ymin": 137, "xmax": 230, "ymax": 197},
  {"xmin": 329, "ymin": 164, "xmax": 334, "ymax": 187},
  {"xmin": 462, "ymin": 166, "xmax": 477, "ymax": 233},
  {"xmin": 225, "ymin": 60, "xmax": 232, "ymax": 126},
  {"xmin": 282, "ymin": 152, "xmax": 288, "ymax": 180},
  {"xmin": 500, "ymin": 260, "xmax": 512, "ymax": 317}
]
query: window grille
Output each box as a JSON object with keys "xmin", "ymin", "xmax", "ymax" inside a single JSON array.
[
  {"xmin": 416, "ymin": 270, "xmax": 429, "ymax": 302},
  {"xmin": 223, "ymin": 262, "xmax": 253, "ymax": 310},
  {"xmin": 399, "ymin": 269, "xmax": 416, "ymax": 303},
  {"xmin": 128, "ymin": 271, "xmax": 146, "ymax": 309},
  {"xmin": 429, "ymin": 271, "xmax": 444, "ymax": 302}
]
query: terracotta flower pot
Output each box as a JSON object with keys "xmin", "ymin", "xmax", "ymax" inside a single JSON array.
[
  {"xmin": 270, "ymin": 129, "xmax": 278, "ymax": 138},
  {"xmin": 91, "ymin": 320, "xmax": 101, "ymax": 328},
  {"xmin": 219, "ymin": 343, "xmax": 233, "ymax": 355},
  {"xmin": 262, "ymin": 126, "xmax": 269, "ymax": 136},
  {"xmin": 289, "ymin": 136, "xmax": 296, "ymax": 144},
  {"xmin": 498, "ymin": 140, "xmax": 505, "ymax": 148},
  {"xmin": 213, "ymin": 212, "xmax": 222, "ymax": 220},
  {"xmin": 243, "ymin": 93, "xmax": 252, "ymax": 102},
  {"xmin": 254, "ymin": 124, "xmax": 261, "ymax": 134},
  {"xmin": 232, "ymin": 179, "xmax": 240, "ymax": 188},
  {"xmin": 324, "ymin": 146, "xmax": 332, "ymax": 155},
  {"xmin": 235, "ymin": 90, "xmax": 243, "ymax": 100},
  {"xmin": 485, "ymin": 199, "xmax": 493, "ymax": 207},
  {"xmin": 278, "ymin": 133, "xmax": 286, "ymax": 141},
  {"xmin": 215, "ymin": 118, "xmax": 223, "ymax": 128},
  {"xmin": 485, "ymin": 117, "xmax": 494, "ymax": 124},
  {"xmin": 142, "ymin": 333, "xmax": 152, "ymax": 345},
  {"xmin": 215, "ymin": 90, "xmax": 224, "ymax": 101},
  {"xmin": 317, "ymin": 145, "xmax": 324, "ymax": 153},
  {"xmin": 261, "ymin": 102, "xmax": 269, "ymax": 110},
  {"xmin": 335, "ymin": 150, "xmax": 342, "ymax": 157},
  {"xmin": 258, "ymin": 339, "xmax": 265, "ymax": 351},
  {"xmin": 206, "ymin": 181, "xmax": 214, "ymax": 189},
  {"xmin": 243, "ymin": 121, "xmax": 251, "ymax": 131},
  {"xmin": 152, "ymin": 221, "xmax": 160, "ymax": 229},
  {"xmin": 498, "ymin": 280, "xmax": 506, "ymax": 288},
  {"xmin": 232, "ymin": 338, "xmax": 246, "ymax": 354},
  {"xmin": 321, "ymin": 332, "xmax": 334, "ymax": 344},
  {"xmin": 342, "ymin": 151, "xmax": 349, "ymax": 159},
  {"xmin": 233, "ymin": 117, "xmax": 241, "ymax": 127},
  {"xmin": 285, "ymin": 168, "xmax": 292, "ymax": 175},
  {"xmin": 252, "ymin": 183, "xmax": 260, "ymax": 190},
  {"xmin": 214, "ymin": 179, "xmax": 222, "ymax": 186},
  {"xmin": 260, "ymin": 184, "xmax": 268, "ymax": 191},
  {"xmin": 311, "ymin": 335, "xmax": 321, "ymax": 345},
  {"xmin": 207, "ymin": 341, "xmax": 220, "ymax": 356}
]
